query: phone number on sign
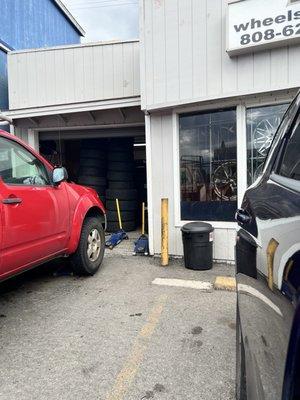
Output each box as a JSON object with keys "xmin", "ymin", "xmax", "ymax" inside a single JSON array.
[{"xmin": 240, "ymin": 24, "xmax": 300, "ymax": 46}]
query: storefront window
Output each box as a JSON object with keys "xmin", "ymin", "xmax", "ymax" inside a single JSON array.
[
  {"xmin": 179, "ymin": 109, "xmax": 237, "ymax": 222},
  {"xmin": 247, "ymin": 104, "xmax": 288, "ymax": 185}
]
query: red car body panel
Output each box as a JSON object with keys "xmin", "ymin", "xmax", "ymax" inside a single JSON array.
[{"xmin": 0, "ymin": 130, "xmax": 106, "ymax": 280}]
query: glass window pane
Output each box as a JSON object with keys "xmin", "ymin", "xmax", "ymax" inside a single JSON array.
[
  {"xmin": 246, "ymin": 104, "xmax": 288, "ymax": 185},
  {"xmin": 0, "ymin": 137, "xmax": 50, "ymax": 186},
  {"xmin": 278, "ymin": 117, "xmax": 300, "ymax": 181},
  {"xmin": 179, "ymin": 108, "xmax": 237, "ymax": 222}
]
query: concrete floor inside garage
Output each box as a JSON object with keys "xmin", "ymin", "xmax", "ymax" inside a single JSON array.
[{"xmin": 0, "ymin": 245, "xmax": 236, "ymax": 400}]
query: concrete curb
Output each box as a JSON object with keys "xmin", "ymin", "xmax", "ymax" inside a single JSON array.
[{"xmin": 214, "ymin": 276, "xmax": 237, "ymax": 292}]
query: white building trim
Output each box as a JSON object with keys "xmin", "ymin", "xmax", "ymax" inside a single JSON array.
[
  {"xmin": 0, "ymin": 42, "xmax": 11, "ymax": 53},
  {"xmin": 145, "ymin": 114, "xmax": 154, "ymax": 255},
  {"xmin": 143, "ymin": 87, "xmax": 299, "ymax": 113},
  {"xmin": 6, "ymin": 97, "xmax": 141, "ymax": 120},
  {"xmin": 8, "ymin": 39, "xmax": 139, "ymax": 55},
  {"xmin": 52, "ymin": 0, "xmax": 85, "ymax": 36},
  {"xmin": 237, "ymin": 104, "xmax": 247, "ymax": 207}
]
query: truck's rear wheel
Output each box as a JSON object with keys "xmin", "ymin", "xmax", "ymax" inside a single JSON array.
[{"xmin": 71, "ymin": 217, "xmax": 105, "ymax": 276}]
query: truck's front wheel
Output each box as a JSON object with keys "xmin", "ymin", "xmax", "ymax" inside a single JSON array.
[{"xmin": 71, "ymin": 217, "xmax": 105, "ymax": 276}]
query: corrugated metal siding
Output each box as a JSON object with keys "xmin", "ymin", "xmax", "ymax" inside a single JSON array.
[
  {"xmin": 140, "ymin": 0, "xmax": 300, "ymax": 110},
  {"xmin": 0, "ymin": 50, "xmax": 8, "ymax": 110},
  {"xmin": 148, "ymin": 112, "xmax": 235, "ymax": 260},
  {"xmin": 0, "ymin": 0, "xmax": 81, "ymax": 111},
  {"xmin": 8, "ymin": 41, "xmax": 141, "ymax": 110},
  {"xmin": 0, "ymin": 0, "xmax": 80, "ymax": 50}
]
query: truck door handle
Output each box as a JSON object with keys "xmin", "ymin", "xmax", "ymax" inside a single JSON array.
[
  {"xmin": 2, "ymin": 197, "xmax": 22, "ymax": 205},
  {"xmin": 235, "ymin": 208, "xmax": 251, "ymax": 224}
]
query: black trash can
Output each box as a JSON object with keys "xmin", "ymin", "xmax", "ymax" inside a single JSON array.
[{"xmin": 181, "ymin": 222, "xmax": 214, "ymax": 270}]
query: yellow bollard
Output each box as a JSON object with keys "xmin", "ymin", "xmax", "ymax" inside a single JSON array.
[
  {"xmin": 266, "ymin": 238, "xmax": 279, "ymax": 291},
  {"xmin": 161, "ymin": 198, "xmax": 169, "ymax": 266}
]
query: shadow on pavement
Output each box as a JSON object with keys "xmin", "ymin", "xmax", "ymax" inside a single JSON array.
[{"xmin": 0, "ymin": 259, "xmax": 74, "ymax": 295}]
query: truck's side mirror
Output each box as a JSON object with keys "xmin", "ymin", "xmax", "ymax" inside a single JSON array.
[{"xmin": 52, "ymin": 167, "xmax": 68, "ymax": 185}]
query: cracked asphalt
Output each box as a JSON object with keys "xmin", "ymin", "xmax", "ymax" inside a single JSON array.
[{"xmin": 0, "ymin": 247, "xmax": 236, "ymax": 400}]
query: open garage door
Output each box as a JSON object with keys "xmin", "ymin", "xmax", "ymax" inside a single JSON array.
[{"xmin": 39, "ymin": 127, "xmax": 147, "ymax": 234}]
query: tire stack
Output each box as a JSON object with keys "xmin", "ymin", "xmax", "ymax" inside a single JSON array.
[
  {"xmin": 106, "ymin": 139, "xmax": 137, "ymax": 232},
  {"xmin": 77, "ymin": 140, "xmax": 107, "ymax": 205},
  {"xmin": 135, "ymin": 160, "xmax": 147, "ymax": 227}
]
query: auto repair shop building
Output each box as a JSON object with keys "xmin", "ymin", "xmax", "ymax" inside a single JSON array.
[{"xmin": 4, "ymin": 0, "xmax": 300, "ymax": 262}]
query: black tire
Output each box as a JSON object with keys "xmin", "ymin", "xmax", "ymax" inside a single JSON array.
[
  {"xmin": 80, "ymin": 158, "xmax": 106, "ymax": 168},
  {"xmin": 70, "ymin": 217, "xmax": 105, "ymax": 276},
  {"xmin": 87, "ymin": 188, "xmax": 106, "ymax": 198},
  {"xmin": 236, "ymin": 304, "xmax": 247, "ymax": 400},
  {"xmin": 107, "ymin": 161, "xmax": 134, "ymax": 172},
  {"xmin": 78, "ymin": 176, "xmax": 107, "ymax": 186},
  {"xmin": 80, "ymin": 148, "xmax": 106, "ymax": 159},
  {"xmin": 108, "ymin": 181, "xmax": 135, "ymax": 189},
  {"xmin": 108, "ymin": 140, "xmax": 133, "ymax": 152},
  {"xmin": 106, "ymin": 199, "xmax": 137, "ymax": 211},
  {"xmin": 135, "ymin": 170, "xmax": 147, "ymax": 181},
  {"xmin": 82, "ymin": 139, "xmax": 107, "ymax": 150},
  {"xmin": 89, "ymin": 186, "xmax": 106, "ymax": 201},
  {"xmin": 106, "ymin": 220, "xmax": 136, "ymax": 233},
  {"xmin": 107, "ymin": 171, "xmax": 134, "ymax": 182},
  {"xmin": 106, "ymin": 189, "xmax": 137, "ymax": 200},
  {"xmin": 83, "ymin": 183, "xmax": 106, "ymax": 194},
  {"xmin": 107, "ymin": 210, "xmax": 136, "ymax": 221},
  {"xmin": 108, "ymin": 152, "xmax": 134, "ymax": 162},
  {"xmin": 79, "ymin": 166, "xmax": 107, "ymax": 177},
  {"xmin": 109, "ymin": 144, "xmax": 133, "ymax": 152}
]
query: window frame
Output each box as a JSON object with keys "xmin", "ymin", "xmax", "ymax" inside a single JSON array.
[
  {"xmin": 270, "ymin": 106, "xmax": 300, "ymax": 192},
  {"xmin": 245, "ymin": 102, "xmax": 290, "ymax": 187},
  {"xmin": 0, "ymin": 136, "xmax": 52, "ymax": 187},
  {"xmin": 173, "ymin": 102, "xmax": 240, "ymax": 229},
  {"xmin": 178, "ymin": 107, "xmax": 238, "ymax": 223}
]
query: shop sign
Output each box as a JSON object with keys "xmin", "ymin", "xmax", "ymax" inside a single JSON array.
[{"xmin": 227, "ymin": 0, "xmax": 300, "ymax": 56}]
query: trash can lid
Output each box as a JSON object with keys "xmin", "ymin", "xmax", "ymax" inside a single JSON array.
[{"xmin": 181, "ymin": 222, "xmax": 214, "ymax": 233}]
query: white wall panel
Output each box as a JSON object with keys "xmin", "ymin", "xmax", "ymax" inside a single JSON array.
[
  {"xmin": 8, "ymin": 41, "xmax": 140, "ymax": 110},
  {"xmin": 140, "ymin": 0, "xmax": 300, "ymax": 110},
  {"xmin": 165, "ymin": 0, "xmax": 180, "ymax": 102}
]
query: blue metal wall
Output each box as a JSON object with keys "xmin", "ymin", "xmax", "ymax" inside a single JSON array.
[
  {"xmin": 0, "ymin": 0, "xmax": 80, "ymax": 50},
  {"xmin": 0, "ymin": 0, "xmax": 81, "ymax": 112},
  {"xmin": 0, "ymin": 49, "xmax": 8, "ymax": 110}
]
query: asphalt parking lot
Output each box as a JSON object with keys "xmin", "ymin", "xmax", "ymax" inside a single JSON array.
[{"xmin": 0, "ymin": 245, "xmax": 236, "ymax": 400}]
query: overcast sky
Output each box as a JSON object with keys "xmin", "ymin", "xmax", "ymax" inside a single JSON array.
[{"xmin": 63, "ymin": 0, "xmax": 139, "ymax": 42}]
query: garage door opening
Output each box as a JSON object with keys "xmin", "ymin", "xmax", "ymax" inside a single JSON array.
[{"xmin": 39, "ymin": 133, "xmax": 147, "ymax": 233}]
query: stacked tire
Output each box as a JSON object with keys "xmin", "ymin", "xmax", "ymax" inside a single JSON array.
[
  {"xmin": 135, "ymin": 159, "xmax": 147, "ymax": 228},
  {"xmin": 77, "ymin": 140, "xmax": 107, "ymax": 205},
  {"xmin": 106, "ymin": 139, "xmax": 137, "ymax": 232}
]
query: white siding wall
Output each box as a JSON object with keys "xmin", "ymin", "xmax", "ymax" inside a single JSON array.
[
  {"xmin": 148, "ymin": 112, "xmax": 236, "ymax": 261},
  {"xmin": 8, "ymin": 41, "xmax": 140, "ymax": 110},
  {"xmin": 14, "ymin": 127, "xmax": 29, "ymax": 143},
  {"xmin": 140, "ymin": 0, "xmax": 300, "ymax": 110}
]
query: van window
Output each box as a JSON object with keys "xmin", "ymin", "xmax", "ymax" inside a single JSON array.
[
  {"xmin": 0, "ymin": 137, "xmax": 50, "ymax": 186},
  {"xmin": 278, "ymin": 120, "xmax": 300, "ymax": 181}
]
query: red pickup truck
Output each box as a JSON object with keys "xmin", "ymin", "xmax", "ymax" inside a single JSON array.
[{"xmin": 0, "ymin": 130, "xmax": 106, "ymax": 280}]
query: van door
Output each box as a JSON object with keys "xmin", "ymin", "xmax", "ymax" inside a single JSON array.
[{"xmin": 0, "ymin": 136, "xmax": 69, "ymax": 278}]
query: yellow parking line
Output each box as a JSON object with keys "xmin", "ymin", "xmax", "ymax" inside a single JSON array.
[
  {"xmin": 105, "ymin": 294, "xmax": 168, "ymax": 400},
  {"xmin": 214, "ymin": 276, "xmax": 237, "ymax": 292}
]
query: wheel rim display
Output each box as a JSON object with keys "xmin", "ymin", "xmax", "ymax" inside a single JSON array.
[
  {"xmin": 253, "ymin": 116, "xmax": 281, "ymax": 157},
  {"xmin": 212, "ymin": 161, "xmax": 237, "ymax": 201}
]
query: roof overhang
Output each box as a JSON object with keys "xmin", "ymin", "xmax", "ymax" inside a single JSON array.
[
  {"xmin": 0, "ymin": 39, "xmax": 13, "ymax": 53},
  {"xmin": 6, "ymin": 96, "xmax": 141, "ymax": 120},
  {"xmin": 52, "ymin": 0, "xmax": 85, "ymax": 37}
]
